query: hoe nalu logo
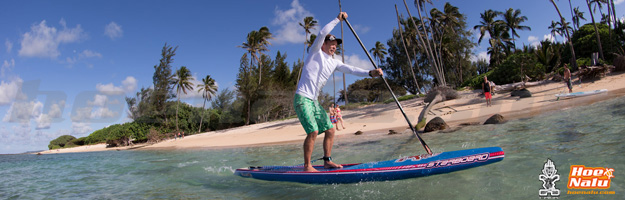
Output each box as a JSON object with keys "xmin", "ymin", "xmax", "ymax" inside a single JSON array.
[{"xmin": 567, "ymin": 165, "xmax": 615, "ymax": 189}]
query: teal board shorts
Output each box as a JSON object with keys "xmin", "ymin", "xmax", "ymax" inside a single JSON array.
[{"xmin": 294, "ymin": 94, "xmax": 333, "ymax": 135}]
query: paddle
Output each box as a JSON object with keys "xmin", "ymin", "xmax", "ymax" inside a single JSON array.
[{"xmin": 343, "ymin": 18, "xmax": 433, "ymax": 155}]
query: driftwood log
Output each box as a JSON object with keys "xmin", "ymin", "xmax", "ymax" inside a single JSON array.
[{"xmin": 576, "ymin": 65, "xmax": 614, "ymax": 79}]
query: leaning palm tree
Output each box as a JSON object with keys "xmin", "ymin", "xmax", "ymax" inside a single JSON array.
[
  {"xmin": 403, "ymin": 0, "xmax": 446, "ymax": 86},
  {"xmin": 369, "ymin": 41, "xmax": 387, "ymax": 66},
  {"xmin": 298, "ymin": 16, "xmax": 317, "ymax": 85},
  {"xmin": 586, "ymin": 0, "xmax": 605, "ymax": 60},
  {"xmin": 197, "ymin": 75, "xmax": 218, "ymax": 133},
  {"xmin": 238, "ymin": 27, "xmax": 272, "ymax": 85},
  {"xmin": 503, "ymin": 8, "xmax": 531, "ymax": 50},
  {"xmin": 549, "ymin": 0, "xmax": 578, "ymax": 69},
  {"xmin": 172, "ymin": 66, "xmax": 195, "ymax": 133},
  {"xmin": 572, "ymin": 7, "xmax": 586, "ymax": 30}
]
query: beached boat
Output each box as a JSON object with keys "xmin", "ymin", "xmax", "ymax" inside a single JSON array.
[
  {"xmin": 555, "ymin": 89, "xmax": 608, "ymax": 98},
  {"xmin": 234, "ymin": 146, "xmax": 504, "ymax": 184}
]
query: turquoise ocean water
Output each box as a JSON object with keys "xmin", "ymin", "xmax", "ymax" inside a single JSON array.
[{"xmin": 1, "ymin": 96, "xmax": 624, "ymax": 199}]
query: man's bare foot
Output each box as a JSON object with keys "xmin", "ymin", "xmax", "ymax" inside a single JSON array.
[
  {"xmin": 324, "ymin": 161, "xmax": 343, "ymax": 169},
  {"xmin": 304, "ymin": 165, "xmax": 318, "ymax": 172}
]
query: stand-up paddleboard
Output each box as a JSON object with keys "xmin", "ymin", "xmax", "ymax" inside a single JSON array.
[
  {"xmin": 234, "ymin": 147, "xmax": 504, "ymax": 184},
  {"xmin": 555, "ymin": 89, "xmax": 607, "ymax": 98}
]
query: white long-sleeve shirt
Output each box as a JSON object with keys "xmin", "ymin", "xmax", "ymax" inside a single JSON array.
[{"xmin": 295, "ymin": 18, "xmax": 370, "ymax": 101}]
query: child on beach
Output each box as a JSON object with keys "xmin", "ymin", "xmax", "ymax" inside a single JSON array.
[
  {"xmin": 334, "ymin": 104, "xmax": 346, "ymax": 130},
  {"xmin": 329, "ymin": 103, "xmax": 340, "ymax": 131}
]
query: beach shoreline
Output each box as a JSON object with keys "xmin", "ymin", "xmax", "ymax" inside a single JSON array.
[{"xmin": 37, "ymin": 72, "xmax": 625, "ymax": 155}]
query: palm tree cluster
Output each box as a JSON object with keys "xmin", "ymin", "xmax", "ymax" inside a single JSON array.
[
  {"xmin": 126, "ymin": 44, "xmax": 218, "ymax": 135},
  {"xmin": 381, "ymin": 1, "xmax": 475, "ymax": 94},
  {"xmin": 474, "ymin": 8, "xmax": 531, "ymax": 67}
]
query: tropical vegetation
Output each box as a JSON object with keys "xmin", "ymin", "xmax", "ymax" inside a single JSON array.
[{"xmin": 49, "ymin": 0, "xmax": 625, "ymax": 150}]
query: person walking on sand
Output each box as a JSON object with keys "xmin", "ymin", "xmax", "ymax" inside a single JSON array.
[
  {"xmin": 334, "ymin": 104, "xmax": 346, "ymax": 130},
  {"xmin": 329, "ymin": 103, "xmax": 340, "ymax": 131},
  {"xmin": 563, "ymin": 64, "xmax": 573, "ymax": 93},
  {"xmin": 294, "ymin": 12, "xmax": 383, "ymax": 172},
  {"xmin": 482, "ymin": 76, "xmax": 493, "ymax": 107}
]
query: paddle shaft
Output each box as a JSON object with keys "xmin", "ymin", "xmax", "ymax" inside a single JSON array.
[{"xmin": 344, "ymin": 19, "xmax": 432, "ymax": 155}]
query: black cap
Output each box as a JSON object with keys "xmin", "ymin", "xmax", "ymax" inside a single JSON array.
[{"xmin": 324, "ymin": 34, "xmax": 342, "ymax": 45}]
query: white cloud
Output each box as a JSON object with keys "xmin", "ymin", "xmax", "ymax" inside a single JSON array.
[
  {"xmin": 353, "ymin": 24, "xmax": 371, "ymax": 34},
  {"xmin": 96, "ymin": 76, "xmax": 137, "ymax": 95},
  {"xmin": 544, "ymin": 34, "xmax": 555, "ymax": 43},
  {"xmin": 0, "ymin": 77, "xmax": 24, "ymax": 105},
  {"xmin": 5, "ymin": 39, "xmax": 12, "ymax": 53},
  {"xmin": 104, "ymin": 22, "xmax": 123, "ymax": 40},
  {"xmin": 88, "ymin": 94, "xmax": 108, "ymax": 107},
  {"xmin": 470, "ymin": 51, "xmax": 489, "ymax": 63},
  {"xmin": 3, "ymin": 101, "xmax": 43, "ymax": 124},
  {"xmin": 91, "ymin": 107, "xmax": 117, "ymax": 119},
  {"xmin": 615, "ymin": 0, "xmax": 624, "ymax": 5},
  {"xmin": 71, "ymin": 107, "xmax": 92, "ymax": 122},
  {"xmin": 2, "ymin": 59, "xmax": 15, "ymax": 77},
  {"xmin": 18, "ymin": 19, "xmax": 84, "ymax": 58},
  {"xmin": 34, "ymin": 100, "xmax": 64, "ymax": 129},
  {"xmin": 528, "ymin": 36, "xmax": 540, "ymax": 47},
  {"xmin": 528, "ymin": 36, "xmax": 539, "ymax": 43},
  {"xmin": 272, "ymin": 0, "xmax": 314, "ymax": 45},
  {"xmin": 334, "ymin": 54, "xmax": 374, "ymax": 70},
  {"xmin": 71, "ymin": 122, "xmax": 92, "ymax": 135},
  {"xmin": 80, "ymin": 50, "xmax": 102, "ymax": 58}
]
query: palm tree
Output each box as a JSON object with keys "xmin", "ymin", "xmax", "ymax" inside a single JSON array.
[
  {"xmin": 172, "ymin": 66, "xmax": 195, "ymax": 132},
  {"xmin": 474, "ymin": 9, "xmax": 503, "ymax": 44},
  {"xmin": 395, "ymin": 5, "xmax": 422, "ymax": 94},
  {"xmin": 403, "ymin": 0, "xmax": 446, "ymax": 86},
  {"xmin": 548, "ymin": 21, "xmax": 560, "ymax": 42},
  {"xmin": 197, "ymin": 75, "xmax": 218, "ymax": 133},
  {"xmin": 298, "ymin": 16, "xmax": 317, "ymax": 85},
  {"xmin": 239, "ymin": 27, "xmax": 272, "ymax": 85},
  {"xmin": 572, "ymin": 7, "xmax": 586, "ymax": 31},
  {"xmin": 586, "ymin": 0, "xmax": 605, "ymax": 60},
  {"xmin": 503, "ymin": 8, "xmax": 531, "ymax": 49},
  {"xmin": 549, "ymin": 0, "xmax": 578, "ymax": 69},
  {"xmin": 369, "ymin": 41, "xmax": 387, "ymax": 66}
]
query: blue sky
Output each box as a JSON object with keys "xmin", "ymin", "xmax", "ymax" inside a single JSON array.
[{"xmin": 1, "ymin": 0, "xmax": 623, "ymax": 154}]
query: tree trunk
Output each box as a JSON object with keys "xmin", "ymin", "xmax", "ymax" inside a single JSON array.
[
  {"xmin": 403, "ymin": 0, "xmax": 444, "ymax": 87},
  {"xmin": 550, "ymin": 0, "xmax": 578, "ymax": 69},
  {"xmin": 586, "ymin": 0, "xmax": 605, "ymax": 61},
  {"xmin": 198, "ymin": 98, "xmax": 206, "ymax": 133},
  {"xmin": 246, "ymin": 97, "xmax": 250, "ymax": 125},
  {"xmin": 176, "ymin": 95, "xmax": 180, "ymax": 132},
  {"xmin": 395, "ymin": 5, "xmax": 422, "ymax": 94},
  {"xmin": 417, "ymin": 92, "xmax": 443, "ymax": 130}
]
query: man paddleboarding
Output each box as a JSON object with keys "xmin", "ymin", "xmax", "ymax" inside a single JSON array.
[{"xmin": 294, "ymin": 12, "xmax": 383, "ymax": 172}]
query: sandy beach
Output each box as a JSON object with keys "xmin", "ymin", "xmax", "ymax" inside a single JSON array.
[{"xmin": 38, "ymin": 72, "xmax": 625, "ymax": 154}]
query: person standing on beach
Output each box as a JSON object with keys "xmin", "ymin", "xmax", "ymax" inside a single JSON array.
[
  {"xmin": 563, "ymin": 64, "xmax": 573, "ymax": 93},
  {"xmin": 334, "ymin": 104, "xmax": 346, "ymax": 130},
  {"xmin": 294, "ymin": 12, "xmax": 383, "ymax": 172},
  {"xmin": 482, "ymin": 76, "xmax": 493, "ymax": 107},
  {"xmin": 328, "ymin": 103, "xmax": 340, "ymax": 131}
]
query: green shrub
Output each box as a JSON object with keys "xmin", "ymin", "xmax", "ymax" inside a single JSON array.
[
  {"xmin": 490, "ymin": 53, "xmax": 545, "ymax": 84},
  {"xmin": 461, "ymin": 70, "xmax": 493, "ymax": 89},
  {"xmin": 48, "ymin": 135, "xmax": 76, "ymax": 150}
]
